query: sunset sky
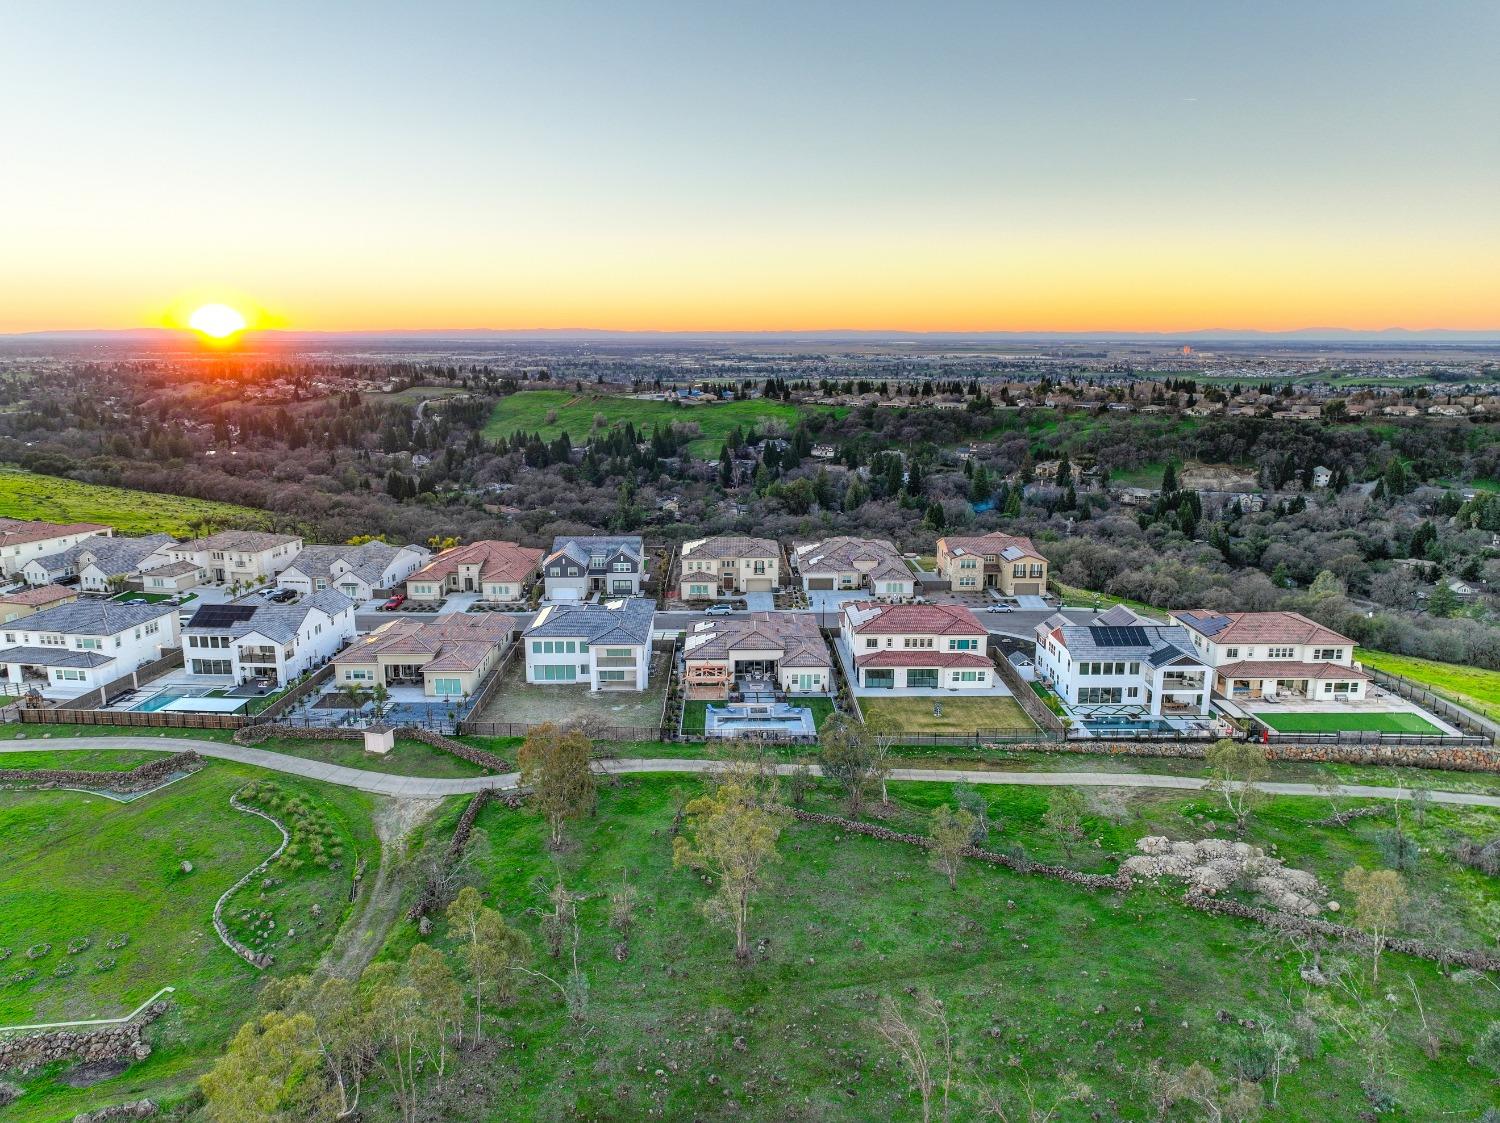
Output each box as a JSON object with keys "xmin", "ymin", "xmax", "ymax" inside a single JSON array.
[{"xmin": 3, "ymin": 1, "xmax": 1497, "ymax": 334}]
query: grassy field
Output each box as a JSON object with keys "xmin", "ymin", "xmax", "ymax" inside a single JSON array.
[
  {"xmin": 1052, "ymin": 580, "xmax": 1167, "ymax": 619},
  {"xmin": 1256, "ymin": 710, "xmax": 1445, "ymax": 735},
  {"xmin": 0, "ymin": 467, "xmax": 268, "ymax": 536},
  {"xmin": 365, "ymin": 774, "xmax": 1500, "ymax": 1120},
  {"xmin": 680, "ymin": 697, "xmax": 836, "ymax": 735},
  {"xmin": 859, "ymin": 694, "xmax": 1036, "ymax": 733},
  {"xmin": 482, "ymin": 390, "xmax": 840, "ymax": 457},
  {"xmin": 1356, "ymin": 647, "xmax": 1500, "ymax": 722},
  {"xmin": 0, "ymin": 763, "xmax": 375, "ymax": 1122}
]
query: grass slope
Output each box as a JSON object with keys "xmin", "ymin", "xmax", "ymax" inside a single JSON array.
[
  {"xmin": 1356, "ymin": 647, "xmax": 1500, "ymax": 722},
  {"xmin": 1257, "ymin": 710, "xmax": 1443, "ymax": 735},
  {"xmin": 0, "ymin": 468, "xmax": 267, "ymax": 536},
  {"xmin": 483, "ymin": 390, "xmax": 839, "ymax": 456},
  {"xmin": 370, "ymin": 775, "xmax": 1499, "ymax": 1121},
  {"xmin": 1, "ymin": 763, "xmax": 375, "ymax": 1122}
]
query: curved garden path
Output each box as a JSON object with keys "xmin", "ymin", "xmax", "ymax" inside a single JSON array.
[{"xmin": 3, "ymin": 736, "xmax": 1500, "ymax": 809}]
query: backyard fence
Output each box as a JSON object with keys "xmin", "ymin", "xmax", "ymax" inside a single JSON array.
[
  {"xmin": 457, "ymin": 720, "xmax": 664, "ymax": 742},
  {"xmin": 17, "ymin": 706, "xmax": 248, "ymax": 730},
  {"xmin": 1363, "ymin": 667, "xmax": 1498, "ymax": 742},
  {"xmin": 249, "ymin": 664, "xmax": 334, "ymax": 724},
  {"xmin": 988, "ymin": 643, "xmax": 1065, "ymax": 739},
  {"xmin": 56, "ymin": 648, "xmax": 186, "ymax": 712}
]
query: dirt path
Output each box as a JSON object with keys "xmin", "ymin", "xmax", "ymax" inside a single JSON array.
[{"xmin": 323, "ymin": 795, "xmax": 441, "ymax": 978}]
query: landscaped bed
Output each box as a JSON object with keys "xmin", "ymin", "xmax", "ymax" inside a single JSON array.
[
  {"xmin": 859, "ymin": 694, "xmax": 1037, "ymax": 734},
  {"xmin": 1256, "ymin": 710, "xmax": 1444, "ymax": 735}
]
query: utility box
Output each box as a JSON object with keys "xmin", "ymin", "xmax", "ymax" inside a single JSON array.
[{"xmin": 363, "ymin": 727, "xmax": 395, "ymax": 755}]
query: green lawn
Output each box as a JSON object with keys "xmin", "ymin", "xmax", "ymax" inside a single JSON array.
[
  {"xmin": 0, "ymin": 467, "xmax": 268, "ymax": 536},
  {"xmin": 1052, "ymin": 580, "xmax": 1166, "ymax": 619},
  {"xmin": 363, "ymin": 775, "xmax": 1500, "ymax": 1121},
  {"xmin": 1, "ymin": 762, "xmax": 375, "ymax": 1122},
  {"xmin": 482, "ymin": 389, "xmax": 841, "ymax": 457},
  {"xmin": 1356, "ymin": 647, "xmax": 1500, "ymax": 722},
  {"xmin": 859, "ymin": 694, "xmax": 1037, "ymax": 734},
  {"xmin": 249, "ymin": 734, "xmax": 503, "ymax": 778},
  {"xmin": 681, "ymin": 697, "xmax": 836, "ymax": 735},
  {"xmin": 1256, "ymin": 710, "xmax": 1444, "ymax": 735}
]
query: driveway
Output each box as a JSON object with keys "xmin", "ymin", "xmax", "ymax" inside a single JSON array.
[{"xmin": 5, "ymin": 739, "xmax": 1499, "ymax": 809}]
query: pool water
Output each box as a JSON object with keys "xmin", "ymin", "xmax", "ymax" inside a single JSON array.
[
  {"xmin": 1081, "ymin": 717, "xmax": 1174, "ymax": 734},
  {"xmin": 135, "ymin": 690, "xmax": 188, "ymax": 712},
  {"xmin": 704, "ymin": 702, "xmax": 816, "ymax": 737}
]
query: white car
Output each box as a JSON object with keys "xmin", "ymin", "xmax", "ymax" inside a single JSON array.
[
  {"xmin": 704, "ymin": 603, "xmax": 735, "ymax": 616},
  {"xmin": 986, "ymin": 603, "xmax": 1015, "ymax": 612}
]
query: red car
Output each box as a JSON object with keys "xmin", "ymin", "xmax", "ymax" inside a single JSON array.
[{"xmin": 383, "ymin": 593, "xmax": 407, "ymax": 610}]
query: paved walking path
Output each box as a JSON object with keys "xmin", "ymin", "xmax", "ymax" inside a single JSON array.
[{"xmin": 5, "ymin": 736, "xmax": 1500, "ymax": 809}]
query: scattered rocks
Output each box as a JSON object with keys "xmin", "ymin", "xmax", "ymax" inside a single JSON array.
[
  {"xmin": 72, "ymin": 1098, "xmax": 157, "ymax": 1122},
  {"xmin": 179, "ymin": 860, "xmax": 193, "ymax": 875},
  {"xmin": 0, "ymin": 1002, "xmax": 168, "ymax": 1075}
]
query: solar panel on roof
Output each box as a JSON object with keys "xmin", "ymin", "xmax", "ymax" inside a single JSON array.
[
  {"xmin": 1089, "ymin": 625, "xmax": 1148, "ymax": 647},
  {"xmin": 188, "ymin": 604, "xmax": 258, "ymax": 628}
]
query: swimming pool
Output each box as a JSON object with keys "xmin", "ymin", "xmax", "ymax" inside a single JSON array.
[
  {"xmin": 1081, "ymin": 717, "xmax": 1175, "ymax": 735},
  {"xmin": 704, "ymin": 702, "xmax": 816, "ymax": 738},
  {"xmin": 135, "ymin": 690, "xmax": 189, "ymax": 712}
]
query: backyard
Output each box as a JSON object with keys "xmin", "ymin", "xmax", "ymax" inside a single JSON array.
[
  {"xmin": 471, "ymin": 653, "xmax": 671, "ymax": 732},
  {"xmin": 859, "ymin": 694, "xmax": 1036, "ymax": 734},
  {"xmin": 680, "ymin": 696, "xmax": 836, "ymax": 735},
  {"xmin": 0, "ymin": 467, "xmax": 268, "ymax": 536},
  {"xmin": 483, "ymin": 389, "xmax": 840, "ymax": 457},
  {"xmin": 1356, "ymin": 647, "xmax": 1500, "ymax": 722}
]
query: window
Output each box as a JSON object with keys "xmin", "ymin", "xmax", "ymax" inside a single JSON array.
[
  {"xmin": 952, "ymin": 670, "xmax": 980, "ymax": 682},
  {"xmin": 865, "ymin": 638, "xmax": 878, "ymax": 649},
  {"xmin": 1078, "ymin": 687, "xmax": 1123, "ymax": 704},
  {"xmin": 55, "ymin": 668, "xmax": 87, "ymax": 681},
  {"xmin": 1267, "ymin": 646, "xmax": 1295, "ymax": 659},
  {"xmin": 598, "ymin": 669, "xmax": 627, "ymax": 682},
  {"xmin": 902, "ymin": 637, "xmax": 933, "ymax": 649},
  {"xmin": 1314, "ymin": 647, "xmax": 1343, "ymax": 661},
  {"xmin": 346, "ymin": 669, "xmax": 372, "ymax": 681},
  {"xmin": 432, "ymin": 677, "xmax": 463, "ymax": 696},
  {"xmin": 579, "ymin": 642, "xmax": 589, "ymax": 653},
  {"xmin": 1224, "ymin": 647, "xmax": 1239, "ymax": 659},
  {"xmin": 604, "ymin": 648, "xmax": 633, "ymax": 658},
  {"xmin": 76, "ymin": 638, "xmax": 101, "ymax": 650},
  {"xmin": 536, "ymin": 664, "xmax": 576, "ymax": 681},
  {"xmin": 191, "ymin": 658, "xmax": 232, "ymax": 675},
  {"xmin": 1012, "ymin": 564, "xmax": 1026, "ymax": 577},
  {"xmin": 948, "ymin": 638, "xmax": 977, "ymax": 651}
]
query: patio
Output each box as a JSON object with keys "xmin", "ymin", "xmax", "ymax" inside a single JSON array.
[{"xmin": 1228, "ymin": 691, "xmax": 1458, "ymax": 736}]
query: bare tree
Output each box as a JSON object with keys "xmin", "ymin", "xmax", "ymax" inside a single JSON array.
[
  {"xmin": 1041, "ymin": 788, "xmax": 1086, "ymax": 861},
  {"xmin": 1343, "ymin": 865, "xmax": 1408, "ymax": 984},
  {"xmin": 1204, "ymin": 738, "xmax": 1269, "ymax": 832},
  {"xmin": 875, "ymin": 990, "xmax": 954, "ymax": 1123},
  {"xmin": 929, "ymin": 804, "xmax": 976, "ymax": 890}
]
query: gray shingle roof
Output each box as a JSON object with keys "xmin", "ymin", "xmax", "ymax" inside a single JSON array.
[
  {"xmin": 524, "ymin": 599, "xmax": 655, "ymax": 645},
  {"xmin": 185, "ymin": 589, "xmax": 352, "ymax": 644},
  {"xmin": 0, "ymin": 646, "xmax": 116, "ymax": 669},
  {"xmin": 30, "ymin": 534, "xmax": 174, "ymax": 577},
  {"xmin": 15, "ymin": 600, "xmax": 177, "ymax": 636}
]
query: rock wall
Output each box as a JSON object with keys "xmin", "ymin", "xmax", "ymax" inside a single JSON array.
[
  {"xmin": 407, "ymin": 788, "xmax": 503, "ymax": 920},
  {"xmin": 989, "ymin": 739, "xmax": 1500, "ymax": 772},
  {"xmin": 0, "ymin": 753, "xmax": 202, "ymax": 794},
  {"xmin": 73, "ymin": 1100, "xmax": 157, "ymax": 1123},
  {"xmin": 0, "ymin": 1002, "xmax": 167, "ymax": 1075}
]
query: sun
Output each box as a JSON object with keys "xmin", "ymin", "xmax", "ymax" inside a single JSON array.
[{"xmin": 188, "ymin": 303, "xmax": 247, "ymax": 339}]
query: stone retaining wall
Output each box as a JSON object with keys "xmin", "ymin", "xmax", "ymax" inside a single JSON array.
[
  {"xmin": 234, "ymin": 724, "xmax": 509, "ymax": 771},
  {"xmin": 982, "ymin": 739, "xmax": 1500, "ymax": 773},
  {"xmin": 407, "ymin": 788, "xmax": 503, "ymax": 920},
  {"xmin": 73, "ymin": 1100, "xmax": 157, "ymax": 1123},
  {"xmin": 789, "ymin": 808, "xmax": 1500, "ymax": 972},
  {"xmin": 212, "ymin": 796, "xmax": 289, "ymax": 969},
  {"xmin": 0, "ymin": 753, "xmax": 203, "ymax": 794},
  {"xmin": 0, "ymin": 1002, "xmax": 167, "ymax": 1075}
]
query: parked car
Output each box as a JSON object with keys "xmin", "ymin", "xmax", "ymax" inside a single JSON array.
[
  {"xmin": 383, "ymin": 593, "xmax": 407, "ymax": 610},
  {"xmin": 704, "ymin": 602, "xmax": 734, "ymax": 616},
  {"xmin": 270, "ymin": 589, "xmax": 297, "ymax": 604},
  {"xmin": 986, "ymin": 603, "xmax": 1015, "ymax": 612}
]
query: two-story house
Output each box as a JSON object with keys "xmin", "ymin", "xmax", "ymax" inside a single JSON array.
[
  {"xmin": 0, "ymin": 601, "xmax": 179, "ymax": 700},
  {"xmin": 794, "ymin": 537, "xmax": 913, "ymax": 599},
  {"xmin": 164, "ymin": 531, "xmax": 303, "ymax": 588},
  {"xmin": 182, "ymin": 590, "xmax": 356, "ymax": 686},
  {"xmin": 678, "ymin": 536, "xmax": 780, "ymax": 599},
  {"xmin": 278, "ymin": 541, "xmax": 432, "ymax": 601},
  {"xmin": 333, "ymin": 613, "xmax": 516, "ymax": 699},
  {"xmin": 0, "ymin": 520, "xmax": 111, "ymax": 579},
  {"xmin": 1034, "ymin": 605, "xmax": 1211, "ymax": 717},
  {"xmin": 682, "ymin": 611, "xmax": 831, "ymax": 699},
  {"xmin": 543, "ymin": 536, "xmax": 646, "ymax": 602},
  {"xmin": 23, "ymin": 534, "xmax": 176, "ymax": 592},
  {"xmin": 403, "ymin": 540, "xmax": 540, "ymax": 603},
  {"xmin": 934, "ymin": 533, "xmax": 1048, "ymax": 596},
  {"xmin": 523, "ymin": 599, "xmax": 656, "ymax": 690},
  {"xmin": 839, "ymin": 601, "xmax": 993, "ymax": 691},
  {"xmin": 1170, "ymin": 610, "xmax": 1368, "ymax": 701}
]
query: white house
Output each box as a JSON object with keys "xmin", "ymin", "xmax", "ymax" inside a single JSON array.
[
  {"xmin": 523, "ymin": 599, "xmax": 656, "ymax": 691},
  {"xmin": 0, "ymin": 520, "xmax": 111, "ymax": 579},
  {"xmin": 23, "ymin": 534, "xmax": 175, "ymax": 592},
  {"xmin": 279, "ymin": 541, "xmax": 432, "ymax": 601},
  {"xmin": 1170, "ymin": 609, "xmax": 1367, "ymax": 701},
  {"xmin": 839, "ymin": 601, "xmax": 993, "ymax": 691},
  {"xmin": 1034, "ymin": 605, "xmax": 1211, "ymax": 716},
  {"xmin": 678, "ymin": 536, "xmax": 780, "ymax": 599},
  {"xmin": 0, "ymin": 600, "xmax": 179, "ymax": 700},
  {"xmin": 405, "ymin": 540, "xmax": 542, "ymax": 602},
  {"xmin": 795, "ymin": 537, "xmax": 913, "ymax": 598},
  {"xmin": 1311, "ymin": 465, "xmax": 1333, "ymax": 488},
  {"xmin": 182, "ymin": 590, "xmax": 355, "ymax": 686},
  {"xmin": 163, "ymin": 531, "xmax": 303, "ymax": 588}
]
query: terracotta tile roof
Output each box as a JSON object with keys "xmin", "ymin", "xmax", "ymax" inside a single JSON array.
[
  {"xmin": 855, "ymin": 650, "xmax": 992, "ymax": 669},
  {"xmin": 0, "ymin": 521, "xmax": 108, "ymax": 548},
  {"xmin": 794, "ymin": 537, "xmax": 909, "ymax": 583},
  {"xmin": 938, "ymin": 533, "xmax": 1044, "ymax": 563},
  {"xmin": 1216, "ymin": 660, "xmax": 1369, "ymax": 681},
  {"xmin": 408, "ymin": 540, "xmax": 543, "ymax": 586},
  {"xmin": 1171, "ymin": 610, "xmax": 1352, "ymax": 648},
  {"xmin": 682, "ymin": 611, "xmax": 830, "ymax": 668},
  {"xmin": 0, "ymin": 585, "xmax": 76, "ymax": 607},
  {"xmin": 335, "ymin": 613, "xmax": 514, "ymax": 672},
  {"xmin": 842, "ymin": 600, "xmax": 985, "ymax": 635}
]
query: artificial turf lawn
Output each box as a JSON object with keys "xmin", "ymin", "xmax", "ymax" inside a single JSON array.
[
  {"xmin": 366, "ymin": 774, "xmax": 1500, "ymax": 1121},
  {"xmin": 0, "ymin": 763, "xmax": 375, "ymax": 1123},
  {"xmin": 1256, "ymin": 710, "xmax": 1444, "ymax": 735},
  {"xmin": 858, "ymin": 694, "xmax": 1037, "ymax": 734}
]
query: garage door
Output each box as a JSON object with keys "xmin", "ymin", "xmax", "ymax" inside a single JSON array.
[
  {"xmin": 745, "ymin": 578, "xmax": 773, "ymax": 592},
  {"xmin": 550, "ymin": 588, "xmax": 581, "ymax": 601},
  {"xmin": 1013, "ymin": 583, "xmax": 1041, "ymax": 595},
  {"xmin": 806, "ymin": 577, "xmax": 835, "ymax": 590}
]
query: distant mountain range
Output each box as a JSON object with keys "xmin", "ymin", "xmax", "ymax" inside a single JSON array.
[{"xmin": 5, "ymin": 326, "xmax": 1500, "ymax": 345}]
